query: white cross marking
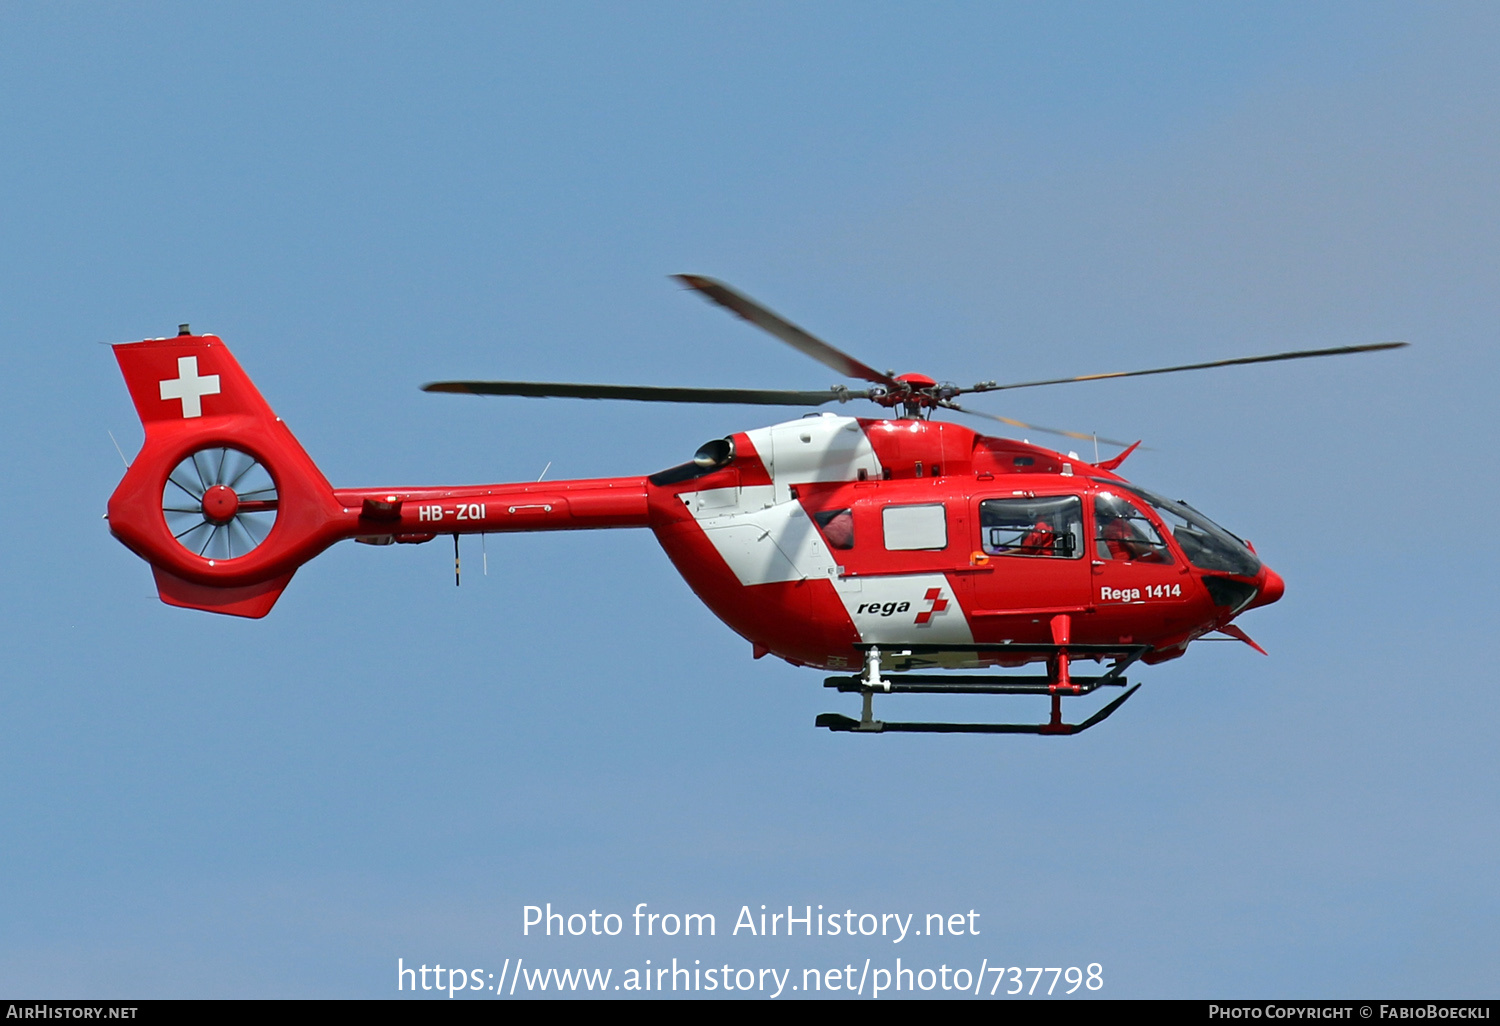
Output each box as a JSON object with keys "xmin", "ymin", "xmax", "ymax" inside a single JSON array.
[{"xmin": 159, "ymin": 356, "xmax": 221, "ymax": 418}]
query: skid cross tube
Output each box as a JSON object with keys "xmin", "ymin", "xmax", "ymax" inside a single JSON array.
[
  {"xmin": 819, "ymin": 643, "xmax": 1150, "ymax": 735},
  {"xmin": 853, "ymin": 641, "xmax": 1151, "ymax": 657},
  {"xmin": 823, "ymin": 674, "xmax": 1125, "ymax": 695}
]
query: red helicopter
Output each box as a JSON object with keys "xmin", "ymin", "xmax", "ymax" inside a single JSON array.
[{"xmin": 105, "ymin": 276, "xmax": 1403, "ymax": 736}]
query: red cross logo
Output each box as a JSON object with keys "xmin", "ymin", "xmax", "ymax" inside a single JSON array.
[{"xmin": 914, "ymin": 587, "xmax": 949, "ymax": 625}]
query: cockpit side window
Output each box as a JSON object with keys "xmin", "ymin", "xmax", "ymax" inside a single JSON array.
[
  {"xmin": 1094, "ymin": 492, "xmax": 1173, "ymax": 564},
  {"xmin": 979, "ymin": 496, "xmax": 1082, "ymax": 558}
]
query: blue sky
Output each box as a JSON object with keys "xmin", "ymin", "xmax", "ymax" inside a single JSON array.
[{"xmin": 1, "ymin": 2, "xmax": 1495, "ymax": 998}]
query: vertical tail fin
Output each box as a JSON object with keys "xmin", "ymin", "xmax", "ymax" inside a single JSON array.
[{"xmin": 108, "ymin": 333, "xmax": 344, "ymax": 617}]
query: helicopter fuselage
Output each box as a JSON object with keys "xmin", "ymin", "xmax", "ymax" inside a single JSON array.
[
  {"xmin": 647, "ymin": 414, "xmax": 1279, "ymax": 671},
  {"xmin": 321, "ymin": 412, "xmax": 1281, "ymax": 672}
]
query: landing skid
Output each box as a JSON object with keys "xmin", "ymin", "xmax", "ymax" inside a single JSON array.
[
  {"xmin": 815, "ymin": 684, "xmax": 1140, "ymax": 735},
  {"xmin": 816, "ymin": 635, "xmax": 1149, "ymax": 737}
]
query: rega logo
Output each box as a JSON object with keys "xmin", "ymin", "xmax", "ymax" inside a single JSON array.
[{"xmin": 856, "ymin": 601, "xmax": 911, "ymax": 617}]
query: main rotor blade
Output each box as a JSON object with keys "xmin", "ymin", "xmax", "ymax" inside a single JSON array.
[
  {"xmin": 423, "ymin": 380, "xmax": 871, "ymax": 406},
  {"xmin": 970, "ymin": 341, "xmax": 1408, "ymax": 393},
  {"xmin": 941, "ymin": 401, "xmax": 1135, "ymax": 449},
  {"xmin": 674, "ymin": 274, "xmax": 899, "ymax": 388}
]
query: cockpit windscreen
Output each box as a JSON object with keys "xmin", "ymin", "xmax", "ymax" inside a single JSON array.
[{"xmin": 1103, "ymin": 481, "xmax": 1262, "ymax": 577}]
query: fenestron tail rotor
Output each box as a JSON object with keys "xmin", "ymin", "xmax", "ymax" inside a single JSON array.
[
  {"xmin": 161, "ymin": 447, "xmax": 278, "ymax": 561},
  {"xmin": 419, "ymin": 275, "xmax": 1408, "ymax": 447}
]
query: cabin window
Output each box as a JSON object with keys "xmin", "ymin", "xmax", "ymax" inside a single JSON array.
[
  {"xmin": 882, "ymin": 503, "xmax": 947, "ymax": 551},
  {"xmin": 814, "ymin": 508, "xmax": 855, "ymax": 550},
  {"xmin": 979, "ymin": 496, "xmax": 1082, "ymax": 558},
  {"xmin": 1094, "ymin": 492, "xmax": 1173, "ymax": 564}
]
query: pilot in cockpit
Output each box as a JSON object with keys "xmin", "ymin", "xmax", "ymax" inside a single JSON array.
[{"xmin": 1095, "ymin": 493, "xmax": 1169, "ymax": 563}]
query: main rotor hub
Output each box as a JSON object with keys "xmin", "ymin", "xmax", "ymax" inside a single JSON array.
[
  {"xmin": 873, "ymin": 372, "xmax": 944, "ymax": 417},
  {"xmin": 200, "ymin": 484, "xmax": 240, "ymax": 524}
]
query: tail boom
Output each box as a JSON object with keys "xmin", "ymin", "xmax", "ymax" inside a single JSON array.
[
  {"xmin": 332, "ymin": 479, "xmax": 650, "ymax": 542},
  {"xmin": 108, "ymin": 332, "xmax": 649, "ymax": 617}
]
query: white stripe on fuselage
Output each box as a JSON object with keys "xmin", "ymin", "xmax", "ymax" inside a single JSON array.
[
  {"xmin": 681, "ymin": 414, "xmax": 972, "ymax": 646},
  {"xmin": 695, "ymin": 486, "xmax": 827, "ymax": 586},
  {"xmin": 744, "ymin": 413, "xmax": 883, "ymax": 503}
]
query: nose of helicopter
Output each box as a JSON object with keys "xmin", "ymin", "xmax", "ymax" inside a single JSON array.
[{"xmin": 1248, "ymin": 566, "xmax": 1285, "ymax": 609}]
